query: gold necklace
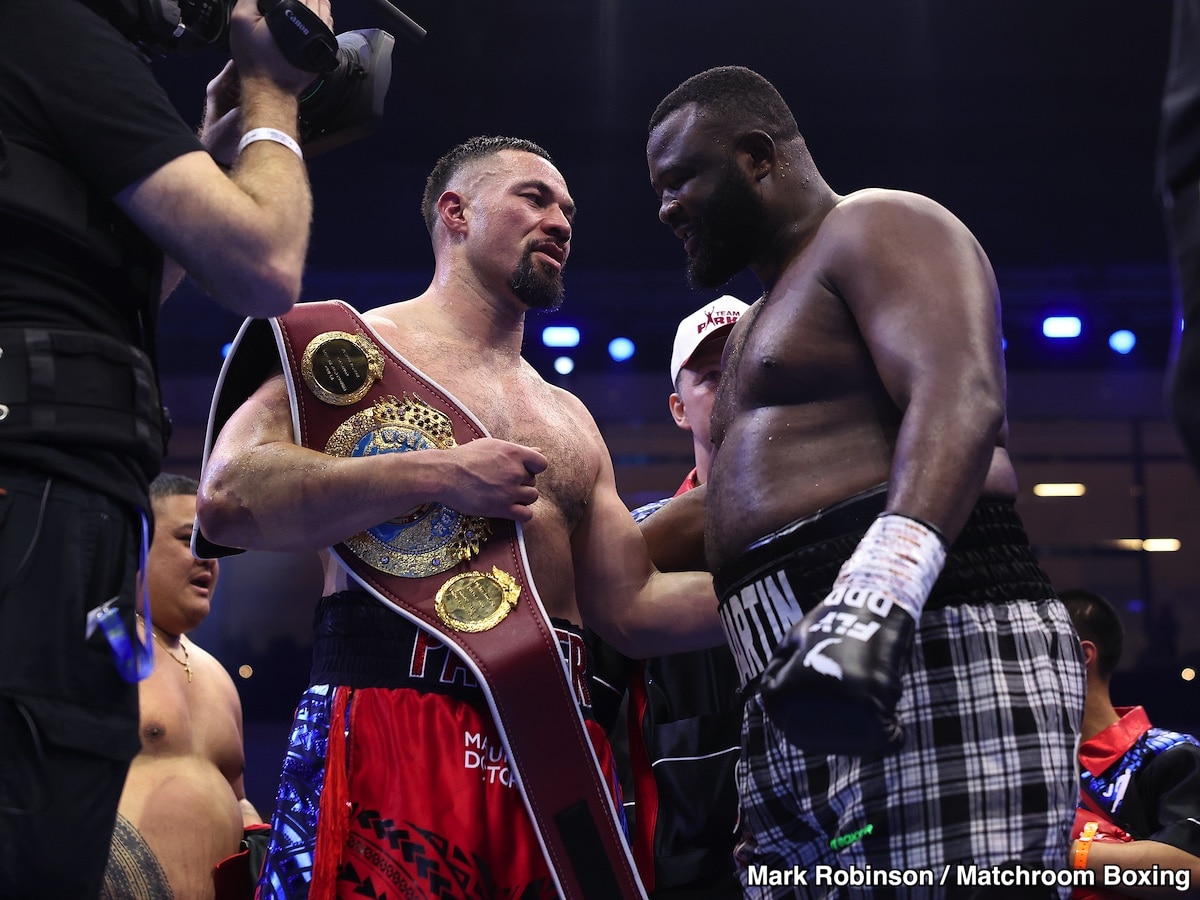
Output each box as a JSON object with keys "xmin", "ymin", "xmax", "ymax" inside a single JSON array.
[{"xmin": 138, "ymin": 616, "xmax": 192, "ymax": 682}]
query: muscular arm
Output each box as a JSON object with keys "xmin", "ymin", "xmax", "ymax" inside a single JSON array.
[
  {"xmin": 638, "ymin": 484, "xmax": 709, "ymax": 572},
  {"xmin": 117, "ymin": 0, "xmax": 331, "ymax": 317},
  {"xmin": 572, "ymin": 428, "xmax": 723, "ymax": 658},
  {"xmin": 197, "ymin": 373, "xmax": 548, "ymax": 552},
  {"xmin": 829, "ymin": 191, "xmax": 1008, "ymax": 542}
]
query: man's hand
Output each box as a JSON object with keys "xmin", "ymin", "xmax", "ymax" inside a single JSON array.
[
  {"xmin": 434, "ymin": 439, "xmax": 548, "ymax": 523},
  {"xmin": 200, "ymin": 61, "xmax": 242, "ymax": 166},
  {"xmin": 228, "ymin": 0, "xmax": 333, "ymax": 96},
  {"xmin": 759, "ymin": 513, "xmax": 946, "ymax": 756}
]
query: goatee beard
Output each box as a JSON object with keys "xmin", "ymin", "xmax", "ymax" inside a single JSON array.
[
  {"xmin": 686, "ymin": 166, "xmax": 764, "ymax": 290},
  {"xmin": 510, "ymin": 251, "xmax": 565, "ymax": 311}
]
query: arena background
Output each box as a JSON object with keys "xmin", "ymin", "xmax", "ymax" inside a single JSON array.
[{"xmin": 145, "ymin": 0, "xmax": 1198, "ymax": 812}]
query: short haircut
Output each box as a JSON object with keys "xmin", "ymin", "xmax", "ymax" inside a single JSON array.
[
  {"xmin": 149, "ymin": 472, "xmax": 199, "ymax": 505},
  {"xmin": 421, "ymin": 135, "xmax": 555, "ymax": 235},
  {"xmin": 1059, "ymin": 588, "xmax": 1124, "ymax": 678},
  {"xmin": 649, "ymin": 66, "xmax": 799, "ymax": 142}
]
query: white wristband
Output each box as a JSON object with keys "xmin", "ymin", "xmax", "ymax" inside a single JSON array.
[{"xmin": 237, "ymin": 127, "xmax": 304, "ymax": 161}]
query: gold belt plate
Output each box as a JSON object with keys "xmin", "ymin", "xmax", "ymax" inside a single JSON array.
[
  {"xmin": 300, "ymin": 330, "xmax": 384, "ymax": 406},
  {"xmin": 326, "ymin": 394, "xmax": 489, "ymax": 577},
  {"xmin": 435, "ymin": 567, "xmax": 522, "ymax": 632}
]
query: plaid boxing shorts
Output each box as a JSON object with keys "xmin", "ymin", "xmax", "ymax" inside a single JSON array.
[{"xmin": 714, "ymin": 489, "xmax": 1086, "ymax": 899}]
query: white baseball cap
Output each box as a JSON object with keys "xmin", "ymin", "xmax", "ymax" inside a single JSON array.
[{"xmin": 669, "ymin": 295, "xmax": 750, "ymax": 384}]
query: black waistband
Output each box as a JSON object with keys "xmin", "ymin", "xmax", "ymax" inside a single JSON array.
[
  {"xmin": 711, "ymin": 491, "xmax": 1056, "ymax": 685},
  {"xmin": 310, "ymin": 589, "xmax": 595, "ymax": 715},
  {"xmin": 713, "ymin": 484, "xmax": 886, "ymax": 598},
  {"xmin": 714, "ymin": 489, "xmax": 1055, "ymax": 610}
]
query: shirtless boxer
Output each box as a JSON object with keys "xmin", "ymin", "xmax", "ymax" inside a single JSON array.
[
  {"xmin": 102, "ymin": 473, "xmax": 262, "ymax": 900},
  {"xmin": 195, "ymin": 136, "xmax": 722, "ymax": 898},
  {"xmin": 646, "ymin": 66, "xmax": 1086, "ymax": 897}
]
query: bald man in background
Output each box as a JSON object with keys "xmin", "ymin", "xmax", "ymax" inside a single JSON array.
[{"xmin": 102, "ymin": 473, "xmax": 264, "ymax": 900}]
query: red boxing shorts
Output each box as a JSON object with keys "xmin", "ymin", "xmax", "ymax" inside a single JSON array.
[
  {"xmin": 337, "ymin": 687, "xmax": 619, "ymax": 898},
  {"xmin": 255, "ymin": 590, "xmax": 624, "ymax": 899}
]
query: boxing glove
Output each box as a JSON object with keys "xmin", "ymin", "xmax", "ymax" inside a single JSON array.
[{"xmin": 759, "ymin": 513, "xmax": 946, "ymax": 756}]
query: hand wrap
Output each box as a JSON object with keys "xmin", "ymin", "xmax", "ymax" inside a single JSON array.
[{"xmin": 759, "ymin": 513, "xmax": 946, "ymax": 755}]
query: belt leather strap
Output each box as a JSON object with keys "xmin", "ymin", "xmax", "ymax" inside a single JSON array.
[{"xmin": 219, "ymin": 299, "xmax": 645, "ymax": 900}]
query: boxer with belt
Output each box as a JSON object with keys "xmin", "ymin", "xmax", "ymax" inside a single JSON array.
[
  {"xmin": 645, "ymin": 67, "xmax": 1085, "ymax": 896},
  {"xmin": 196, "ymin": 135, "xmax": 724, "ymax": 900}
]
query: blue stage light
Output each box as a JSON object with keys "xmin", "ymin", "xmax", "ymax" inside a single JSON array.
[
  {"xmin": 1042, "ymin": 316, "xmax": 1081, "ymax": 339},
  {"xmin": 221, "ymin": 342, "xmax": 233, "ymax": 358},
  {"xmin": 608, "ymin": 337, "xmax": 635, "ymax": 362},
  {"xmin": 1108, "ymin": 330, "xmax": 1136, "ymax": 354},
  {"xmin": 553, "ymin": 356, "xmax": 575, "ymax": 375},
  {"xmin": 542, "ymin": 326, "xmax": 580, "ymax": 348}
]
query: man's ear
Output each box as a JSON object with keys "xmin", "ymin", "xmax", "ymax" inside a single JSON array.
[
  {"xmin": 669, "ymin": 392, "xmax": 692, "ymax": 432},
  {"xmin": 1079, "ymin": 639, "xmax": 1100, "ymax": 670},
  {"xmin": 737, "ymin": 130, "xmax": 776, "ymax": 183},
  {"xmin": 437, "ymin": 190, "xmax": 469, "ymax": 236}
]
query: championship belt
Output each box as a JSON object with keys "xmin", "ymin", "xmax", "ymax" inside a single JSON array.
[{"xmin": 197, "ymin": 299, "xmax": 645, "ymax": 900}]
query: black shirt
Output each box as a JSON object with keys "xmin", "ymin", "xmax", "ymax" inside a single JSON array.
[{"xmin": 0, "ymin": 0, "xmax": 204, "ymax": 510}]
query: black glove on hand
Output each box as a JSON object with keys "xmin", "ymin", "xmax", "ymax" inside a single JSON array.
[{"xmin": 759, "ymin": 513, "xmax": 946, "ymax": 756}]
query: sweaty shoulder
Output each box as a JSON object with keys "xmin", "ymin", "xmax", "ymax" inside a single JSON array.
[
  {"xmin": 808, "ymin": 188, "xmax": 989, "ymax": 288},
  {"xmin": 821, "ymin": 189, "xmax": 970, "ymax": 243},
  {"xmin": 361, "ymin": 301, "xmax": 416, "ymax": 335}
]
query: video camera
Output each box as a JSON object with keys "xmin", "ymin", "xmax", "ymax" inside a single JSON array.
[{"xmin": 86, "ymin": 0, "xmax": 426, "ymax": 155}]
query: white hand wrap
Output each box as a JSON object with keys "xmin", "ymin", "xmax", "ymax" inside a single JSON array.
[{"xmin": 826, "ymin": 513, "xmax": 947, "ymax": 623}]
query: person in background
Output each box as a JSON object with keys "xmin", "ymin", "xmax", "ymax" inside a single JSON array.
[
  {"xmin": 1059, "ymin": 589, "xmax": 1200, "ymax": 899},
  {"xmin": 101, "ymin": 473, "xmax": 266, "ymax": 900},
  {"xmin": 0, "ymin": 0, "xmax": 327, "ymax": 894},
  {"xmin": 590, "ymin": 295, "xmax": 748, "ymax": 898},
  {"xmin": 644, "ymin": 65, "xmax": 1084, "ymax": 895}
]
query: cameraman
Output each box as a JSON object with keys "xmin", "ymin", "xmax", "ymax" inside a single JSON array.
[{"xmin": 0, "ymin": 0, "xmax": 330, "ymax": 894}]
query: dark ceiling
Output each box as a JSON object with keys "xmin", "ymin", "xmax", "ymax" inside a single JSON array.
[{"xmin": 155, "ymin": 0, "xmax": 1178, "ymax": 376}]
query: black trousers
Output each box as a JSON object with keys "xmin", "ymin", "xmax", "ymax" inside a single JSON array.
[{"xmin": 0, "ymin": 467, "xmax": 141, "ymax": 899}]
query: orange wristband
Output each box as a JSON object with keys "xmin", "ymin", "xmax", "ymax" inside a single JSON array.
[{"xmin": 1074, "ymin": 820, "xmax": 1099, "ymax": 870}]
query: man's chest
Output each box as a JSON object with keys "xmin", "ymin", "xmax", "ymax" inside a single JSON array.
[{"xmin": 426, "ymin": 370, "xmax": 598, "ymax": 528}]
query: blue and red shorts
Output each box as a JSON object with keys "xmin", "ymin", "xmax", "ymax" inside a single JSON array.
[{"xmin": 256, "ymin": 590, "xmax": 622, "ymax": 899}]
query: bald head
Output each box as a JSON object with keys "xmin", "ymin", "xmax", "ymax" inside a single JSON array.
[{"xmin": 650, "ymin": 65, "xmax": 800, "ymax": 144}]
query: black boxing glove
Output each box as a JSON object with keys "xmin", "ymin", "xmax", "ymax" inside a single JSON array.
[{"xmin": 759, "ymin": 513, "xmax": 946, "ymax": 756}]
